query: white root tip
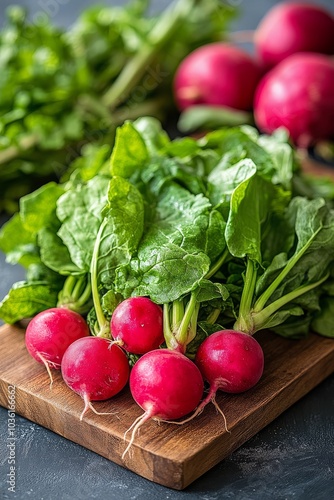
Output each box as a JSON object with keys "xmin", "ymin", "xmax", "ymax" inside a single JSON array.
[
  {"xmin": 160, "ymin": 403, "xmax": 205, "ymax": 426},
  {"xmin": 107, "ymin": 338, "xmax": 123, "ymax": 350},
  {"xmin": 122, "ymin": 412, "xmax": 151, "ymax": 460},
  {"xmin": 160, "ymin": 387, "xmax": 217, "ymax": 426},
  {"xmin": 123, "ymin": 414, "xmax": 144, "ymax": 441},
  {"xmin": 80, "ymin": 394, "xmax": 117, "ymax": 421},
  {"xmin": 37, "ymin": 352, "xmax": 55, "ymax": 388},
  {"xmin": 211, "ymin": 395, "xmax": 230, "ymax": 434},
  {"xmin": 158, "ymin": 386, "xmax": 230, "ymax": 432}
]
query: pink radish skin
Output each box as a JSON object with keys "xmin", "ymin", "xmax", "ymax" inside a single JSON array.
[
  {"xmin": 61, "ymin": 336, "xmax": 130, "ymax": 419},
  {"xmin": 170, "ymin": 330, "xmax": 264, "ymax": 427},
  {"xmin": 110, "ymin": 297, "xmax": 164, "ymax": 354},
  {"xmin": 173, "ymin": 43, "xmax": 262, "ymax": 112},
  {"xmin": 122, "ymin": 348, "xmax": 204, "ymax": 458},
  {"xmin": 196, "ymin": 330, "xmax": 264, "ymax": 394},
  {"xmin": 25, "ymin": 307, "xmax": 89, "ymax": 380},
  {"xmin": 254, "ymin": 52, "xmax": 334, "ymax": 148},
  {"xmin": 255, "ymin": 2, "xmax": 334, "ymax": 70}
]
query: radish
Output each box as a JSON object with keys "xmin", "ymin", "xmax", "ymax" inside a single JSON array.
[
  {"xmin": 61, "ymin": 336, "xmax": 130, "ymax": 419},
  {"xmin": 173, "ymin": 43, "xmax": 262, "ymax": 112},
  {"xmin": 122, "ymin": 348, "xmax": 204, "ymax": 458},
  {"xmin": 255, "ymin": 2, "xmax": 334, "ymax": 70},
  {"xmin": 254, "ymin": 52, "xmax": 334, "ymax": 148},
  {"xmin": 195, "ymin": 330, "xmax": 264, "ymax": 393},
  {"xmin": 25, "ymin": 307, "xmax": 90, "ymax": 382},
  {"xmin": 173, "ymin": 330, "xmax": 264, "ymax": 426},
  {"xmin": 110, "ymin": 297, "xmax": 164, "ymax": 354}
]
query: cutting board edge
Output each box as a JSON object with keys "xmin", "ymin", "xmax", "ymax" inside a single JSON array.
[
  {"xmin": 1, "ymin": 324, "xmax": 334, "ymax": 490},
  {"xmin": 180, "ymin": 346, "xmax": 334, "ymax": 488}
]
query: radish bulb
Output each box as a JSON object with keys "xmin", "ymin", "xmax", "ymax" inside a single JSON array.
[
  {"xmin": 172, "ymin": 329, "xmax": 264, "ymax": 429},
  {"xmin": 110, "ymin": 297, "xmax": 164, "ymax": 354},
  {"xmin": 254, "ymin": 53, "xmax": 334, "ymax": 148},
  {"xmin": 195, "ymin": 330, "xmax": 264, "ymax": 395},
  {"xmin": 25, "ymin": 307, "xmax": 90, "ymax": 383},
  {"xmin": 173, "ymin": 43, "xmax": 262, "ymax": 112},
  {"xmin": 122, "ymin": 349, "xmax": 204, "ymax": 458},
  {"xmin": 164, "ymin": 330, "xmax": 264, "ymax": 430},
  {"xmin": 61, "ymin": 336, "xmax": 130, "ymax": 420}
]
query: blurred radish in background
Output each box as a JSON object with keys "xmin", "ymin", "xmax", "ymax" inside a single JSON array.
[{"xmin": 254, "ymin": 2, "xmax": 334, "ymax": 70}]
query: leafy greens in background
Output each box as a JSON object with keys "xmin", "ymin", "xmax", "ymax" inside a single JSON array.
[
  {"xmin": 0, "ymin": 0, "xmax": 236, "ymax": 213},
  {"xmin": 1, "ymin": 118, "xmax": 334, "ymax": 352}
]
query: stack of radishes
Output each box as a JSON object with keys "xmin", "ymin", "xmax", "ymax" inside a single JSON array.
[
  {"xmin": 173, "ymin": 1, "xmax": 334, "ymax": 149},
  {"xmin": 24, "ymin": 296, "xmax": 264, "ymax": 458}
]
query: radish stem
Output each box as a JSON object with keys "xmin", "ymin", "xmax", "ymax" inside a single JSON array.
[
  {"xmin": 0, "ymin": 134, "xmax": 39, "ymax": 165},
  {"xmin": 234, "ymin": 258, "xmax": 257, "ymax": 333},
  {"xmin": 103, "ymin": 0, "xmax": 200, "ymax": 109},
  {"xmin": 90, "ymin": 220, "xmax": 110, "ymax": 337},
  {"xmin": 204, "ymin": 247, "xmax": 229, "ymax": 280},
  {"xmin": 253, "ymin": 225, "xmax": 322, "ymax": 313},
  {"xmin": 252, "ymin": 272, "xmax": 329, "ymax": 331}
]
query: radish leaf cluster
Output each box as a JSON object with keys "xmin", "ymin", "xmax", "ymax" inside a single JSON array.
[{"xmin": 1, "ymin": 117, "xmax": 334, "ymax": 344}]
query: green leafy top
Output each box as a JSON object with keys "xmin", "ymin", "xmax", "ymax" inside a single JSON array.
[
  {"xmin": 0, "ymin": 0, "xmax": 236, "ymax": 213},
  {"xmin": 1, "ymin": 117, "xmax": 334, "ymax": 348}
]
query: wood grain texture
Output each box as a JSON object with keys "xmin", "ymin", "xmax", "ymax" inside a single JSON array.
[{"xmin": 1, "ymin": 324, "xmax": 334, "ymax": 489}]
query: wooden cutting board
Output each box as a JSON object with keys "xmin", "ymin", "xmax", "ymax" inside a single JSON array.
[{"xmin": 1, "ymin": 323, "xmax": 334, "ymax": 490}]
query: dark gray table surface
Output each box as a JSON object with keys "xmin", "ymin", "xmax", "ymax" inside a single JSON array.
[{"xmin": 1, "ymin": 1, "xmax": 334, "ymax": 499}]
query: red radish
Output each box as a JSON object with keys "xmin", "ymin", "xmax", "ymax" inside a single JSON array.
[
  {"xmin": 122, "ymin": 348, "xmax": 204, "ymax": 458},
  {"xmin": 173, "ymin": 43, "xmax": 262, "ymax": 112},
  {"xmin": 255, "ymin": 2, "xmax": 334, "ymax": 70},
  {"xmin": 254, "ymin": 52, "xmax": 334, "ymax": 148},
  {"xmin": 25, "ymin": 307, "xmax": 89, "ymax": 382},
  {"xmin": 110, "ymin": 297, "xmax": 164, "ymax": 354},
  {"xmin": 171, "ymin": 330, "xmax": 264, "ymax": 426},
  {"xmin": 61, "ymin": 336, "xmax": 130, "ymax": 419},
  {"xmin": 196, "ymin": 330, "xmax": 264, "ymax": 393}
]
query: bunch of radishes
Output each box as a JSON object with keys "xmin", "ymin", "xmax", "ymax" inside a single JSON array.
[
  {"xmin": 24, "ymin": 296, "xmax": 264, "ymax": 457},
  {"xmin": 173, "ymin": 1, "xmax": 334, "ymax": 149}
]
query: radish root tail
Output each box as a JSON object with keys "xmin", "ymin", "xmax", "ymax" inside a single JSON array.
[
  {"xmin": 211, "ymin": 395, "xmax": 230, "ymax": 434},
  {"xmin": 160, "ymin": 403, "xmax": 205, "ymax": 425},
  {"xmin": 37, "ymin": 352, "xmax": 56, "ymax": 388},
  {"xmin": 123, "ymin": 414, "xmax": 144, "ymax": 441},
  {"xmin": 80, "ymin": 394, "xmax": 117, "ymax": 421},
  {"xmin": 107, "ymin": 339, "xmax": 124, "ymax": 350},
  {"xmin": 159, "ymin": 385, "xmax": 230, "ymax": 433},
  {"xmin": 160, "ymin": 386, "xmax": 216, "ymax": 425},
  {"xmin": 122, "ymin": 412, "xmax": 151, "ymax": 460}
]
